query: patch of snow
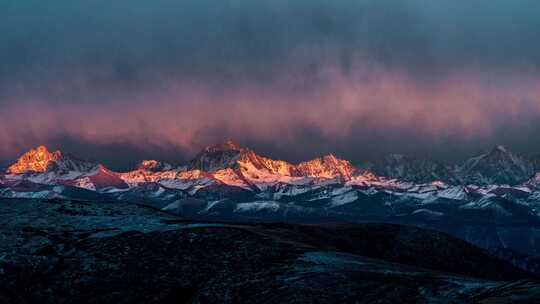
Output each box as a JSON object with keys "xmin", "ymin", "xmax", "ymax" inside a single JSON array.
[
  {"xmin": 235, "ymin": 201, "xmax": 281, "ymax": 213},
  {"xmin": 329, "ymin": 191, "xmax": 358, "ymax": 207}
]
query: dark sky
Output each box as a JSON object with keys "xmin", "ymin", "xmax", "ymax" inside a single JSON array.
[{"xmin": 2, "ymin": 0, "xmax": 540, "ymax": 169}]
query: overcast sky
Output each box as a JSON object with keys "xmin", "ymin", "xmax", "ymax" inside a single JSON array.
[{"xmin": 2, "ymin": 0, "xmax": 540, "ymax": 169}]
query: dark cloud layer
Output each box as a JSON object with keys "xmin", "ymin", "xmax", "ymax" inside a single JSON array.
[{"xmin": 2, "ymin": 1, "xmax": 540, "ymax": 169}]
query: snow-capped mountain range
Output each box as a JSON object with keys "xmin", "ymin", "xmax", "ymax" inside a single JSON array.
[
  {"xmin": 2, "ymin": 140, "xmax": 540, "ymax": 203},
  {"xmin": 2, "ymin": 140, "xmax": 540, "ymax": 198},
  {"xmin": 368, "ymin": 145, "xmax": 539, "ymax": 185},
  {"xmin": 3, "ymin": 140, "xmax": 540, "ymax": 256}
]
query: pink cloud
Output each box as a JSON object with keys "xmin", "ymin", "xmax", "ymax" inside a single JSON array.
[{"xmin": 2, "ymin": 64, "xmax": 540, "ymax": 159}]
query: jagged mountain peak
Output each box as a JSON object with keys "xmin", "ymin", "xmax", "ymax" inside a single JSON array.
[
  {"xmin": 459, "ymin": 145, "xmax": 534, "ymax": 185},
  {"xmin": 188, "ymin": 141, "xmax": 360, "ymax": 181},
  {"xmin": 484, "ymin": 145, "xmax": 519, "ymax": 158},
  {"xmin": 190, "ymin": 139, "xmax": 246, "ymax": 172},
  {"xmin": 461, "ymin": 145, "xmax": 522, "ymax": 174},
  {"xmin": 7, "ymin": 145, "xmax": 62, "ymax": 174},
  {"xmin": 7, "ymin": 145, "xmax": 98, "ymax": 175},
  {"xmin": 137, "ymin": 160, "xmax": 173, "ymax": 172},
  {"xmin": 238, "ymin": 151, "xmax": 360, "ymax": 181},
  {"xmin": 322, "ymin": 154, "xmax": 347, "ymax": 168},
  {"xmin": 465, "ymin": 145, "xmax": 521, "ymax": 166},
  {"xmin": 294, "ymin": 154, "xmax": 356, "ymax": 180}
]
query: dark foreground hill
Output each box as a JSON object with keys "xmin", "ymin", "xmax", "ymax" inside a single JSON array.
[{"xmin": 0, "ymin": 198, "xmax": 539, "ymax": 303}]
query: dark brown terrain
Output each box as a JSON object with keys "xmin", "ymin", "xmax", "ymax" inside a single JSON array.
[{"xmin": 1, "ymin": 198, "xmax": 540, "ymax": 303}]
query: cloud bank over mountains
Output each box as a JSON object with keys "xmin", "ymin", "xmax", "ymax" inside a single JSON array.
[{"xmin": 2, "ymin": 0, "xmax": 540, "ymax": 167}]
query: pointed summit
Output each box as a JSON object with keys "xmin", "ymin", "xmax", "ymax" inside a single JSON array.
[
  {"xmin": 7, "ymin": 145, "xmax": 62, "ymax": 174},
  {"xmin": 459, "ymin": 145, "xmax": 534, "ymax": 185},
  {"xmin": 137, "ymin": 160, "xmax": 173, "ymax": 172},
  {"xmin": 190, "ymin": 139, "xmax": 245, "ymax": 171},
  {"xmin": 6, "ymin": 145, "xmax": 98, "ymax": 175},
  {"xmin": 295, "ymin": 154, "xmax": 356, "ymax": 180}
]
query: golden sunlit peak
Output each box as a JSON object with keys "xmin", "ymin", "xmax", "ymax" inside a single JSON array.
[
  {"xmin": 7, "ymin": 145, "xmax": 62, "ymax": 174},
  {"xmin": 136, "ymin": 159, "xmax": 174, "ymax": 172}
]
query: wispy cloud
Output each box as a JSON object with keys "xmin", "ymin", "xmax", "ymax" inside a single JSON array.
[{"xmin": 2, "ymin": 63, "xmax": 540, "ymax": 163}]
